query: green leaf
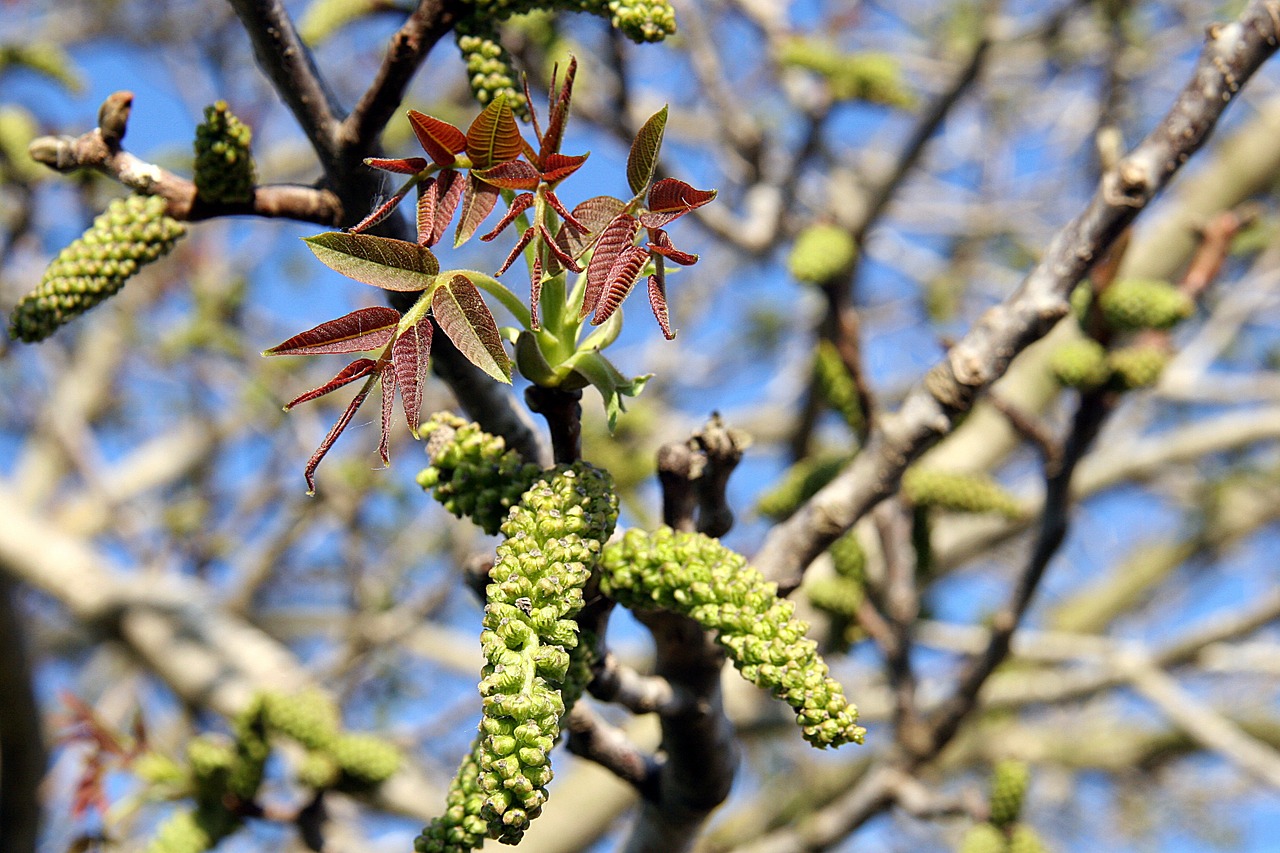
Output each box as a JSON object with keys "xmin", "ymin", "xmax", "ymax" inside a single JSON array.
[
  {"xmin": 626, "ymin": 105, "xmax": 667, "ymax": 196},
  {"xmin": 431, "ymin": 274, "xmax": 512, "ymax": 383},
  {"xmin": 304, "ymin": 233, "xmax": 439, "ymax": 291},
  {"xmin": 514, "ymin": 330, "xmax": 559, "ymax": 386},
  {"xmin": 570, "ymin": 350, "xmax": 650, "ymax": 430},
  {"xmin": 465, "ymin": 93, "xmax": 524, "ymax": 169}
]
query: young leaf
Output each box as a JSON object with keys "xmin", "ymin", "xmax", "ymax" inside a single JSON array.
[
  {"xmin": 264, "ymin": 306, "xmax": 401, "ymax": 356},
  {"xmin": 540, "ymin": 57, "xmax": 578, "ymax": 163},
  {"xmin": 365, "ymin": 156, "xmax": 429, "ymax": 174},
  {"xmin": 302, "ymin": 371, "xmax": 378, "ymax": 494},
  {"xmin": 647, "ymin": 272, "xmax": 673, "ymax": 339},
  {"xmin": 472, "ymin": 160, "xmax": 540, "ymax": 190},
  {"xmin": 541, "ymin": 222, "xmax": 581, "ymax": 272},
  {"xmin": 417, "ymin": 169, "xmax": 465, "ymax": 248},
  {"xmin": 592, "ymin": 244, "xmax": 649, "ymax": 326},
  {"xmin": 540, "ymin": 152, "xmax": 589, "ymax": 184},
  {"xmin": 454, "ymin": 177, "xmax": 500, "ymax": 247},
  {"xmin": 481, "ymin": 193, "xmax": 535, "ymax": 243},
  {"xmin": 528, "ymin": 255, "xmax": 543, "ymax": 331},
  {"xmin": 494, "ymin": 226, "xmax": 535, "ymax": 277},
  {"xmin": 570, "ymin": 350, "xmax": 650, "ymax": 431},
  {"xmin": 285, "ymin": 358, "xmax": 377, "ymax": 409},
  {"xmin": 431, "ymin": 274, "xmax": 512, "ymax": 382},
  {"xmin": 647, "ymin": 228, "xmax": 699, "ymax": 265},
  {"xmin": 465, "ymin": 94, "xmax": 523, "ymax": 169},
  {"xmin": 582, "ymin": 214, "xmax": 640, "ymax": 318},
  {"xmin": 549, "ymin": 195, "xmax": 628, "ymax": 276},
  {"xmin": 640, "ymin": 179, "xmax": 718, "ymax": 228},
  {"xmin": 304, "ymin": 233, "xmax": 439, "ymax": 291},
  {"xmin": 349, "ymin": 182, "xmax": 414, "ymax": 234},
  {"xmin": 626, "ymin": 105, "xmax": 668, "ymax": 196},
  {"xmin": 392, "ymin": 313, "xmax": 433, "ymax": 436},
  {"xmin": 544, "ymin": 190, "xmax": 586, "ymax": 232},
  {"xmin": 378, "ymin": 362, "xmax": 395, "ymax": 466},
  {"xmin": 407, "ymin": 110, "xmax": 467, "ymax": 167}
]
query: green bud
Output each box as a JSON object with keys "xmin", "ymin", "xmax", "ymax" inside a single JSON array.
[
  {"xmin": 788, "ymin": 224, "xmax": 857, "ymax": 285},
  {"xmin": 1107, "ymin": 344, "xmax": 1168, "ymax": 390},
  {"xmin": 1049, "ymin": 338, "xmax": 1111, "ymax": 390},
  {"xmin": 1098, "ymin": 279, "xmax": 1192, "ymax": 331}
]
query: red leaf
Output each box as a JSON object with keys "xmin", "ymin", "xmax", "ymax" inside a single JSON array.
[
  {"xmin": 541, "ymin": 222, "xmax": 581, "ymax": 272},
  {"xmin": 303, "ymin": 371, "xmax": 378, "ymax": 494},
  {"xmin": 592, "ymin": 244, "xmax": 649, "ymax": 326},
  {"xmin": 473, "ymin": 160, "xmax": 540, "ymax": 190},
  {"xmin": 647, "ymin": 272, "xmax": 673, "ymax": 339},
  {"xmin": 582, "ymin": 214, "xmax": 639, "ymax": 318},
  {"xmin": 408, "ymin": 110, "xmax": 467, "ymax": 167},
  {"xmin": 540, "ymin": 152, "xmax": 589, "ymax": 184},
  {"xmin": 540, "ymin": 57, "xmax": 578, "ymax": 163},
  {"xmin": 417, "ymin": 169, "xmax": 464, "ymax": 247},
  {"xmin": 378, "ymin": 362, "xmax": 395, "ymax": 466},
  {"xmin": 392, "ymin": 313, "xmax": 432, "ymax": 435},
  {"xmin": 647, "ymin": 228, "xmax": 699, "ymax": 265},
  {"xmin": 522, "ymin": 74, "xmax": 543, "ymax": 148},
  {"xmin": 495, "ymin": 226, "xmax": 535, "ymax": 277},
  {"xmin": 432, "ymin": 274, "xmax": 511, "ymax": 382},
  {"xmin": 465, "ymin": 94, "xmax": 524, "ymax": 169},
  {"xmin": 640, "ymin": 178, "xmax": 718, "ymax": 228},
  {"xmin": 365, "ymin": 156, "xmax": 429, "ymax": 174},
  {"xmin": 264, "ymin": 306, "xmax": 401, "ymax": 356},
  {"xmin": 481, "ymin": 193, "xmax": 535, "ymax": 242},
  {"xmin": 529, "ymin": 254, "xmax": 543, "ymax": 331},
  {"xmin": 285, "ymin": 358, "xmax": 377, "ymax": 409},
  {"xmin": 626, "ymin": 105, "xmax": 668, "ymax": 196},
  {"xmin": 544, "ymin": 190, "xmax": 585, "ymax": 232},
  {"xmin": 549, "ymin": 195, "xmax": 627, "ymax": 277},
  {"xmin": 349, "ymin": 183, "xmax": 413, "ymax": 234},
  {"xmin": 304, "ymin": 233, "xmax": 439, "ymax": 291},
  {"xmin": 454, "ymin": 176, "xmax": 500, "ymax": 246}
]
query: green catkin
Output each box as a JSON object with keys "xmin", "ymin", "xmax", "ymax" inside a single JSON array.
[
  {"xmin": 193, "ymin": 101, "xmax": 256, "ymax": 205},
  {"xmin": 298, "ymin": 0, "xmax": 382, "ymax": 45},
  {"xmin": 417, "ymin": 413, "xmax": 544, "ymax": 535},
  {"xmin": 598, "ymin": 526, "xmax": 865, "ymax": 748},
  {"xmin": 330, "ymin": 733, "xmax": 402, "ymax": 787},
  {"xmin": 9, "ymin": 194, "xmax": 186, "ymax": 342},
  {"xmin": 297, "ymin": 750, "xmax": 341, "ymax": 789},
  {"xmin": 1107, "ymin": 344, "xmax": 1169, "ymax": 390},
  {"xmin": 814, "ymin": 340, "xmax": 864, "ymax": 430},
  {"xmin": 958, "ymin": 822, "xmax": 1008, "ymax": 853},
  {"xmin": 778, "ymin": 39, "xmax": 913, "ymax": 107},
  {"xmin": 806, "ymin": 530, "xmax": 866, "ymax": 622},
  {"xmin": 1007, "ymin": 825, "xmax": 1048, "ymax": 853},
  {"xmin": 988, "ymin": 759, "xmax": 1030, "ymax": 828},
  {"xmin": 455, "ymin": 25, "xmax": 529, "ymax": 117},
  {"xmin": 788, "ymin": 224, "xmax": 857, "ymax": 285},
  {"xmin": 259, "ymin": 689, "xmax": 341, "ymax": 751},
  {"xmin": 0, "ymin": 43, "xmax": 82, "ymax": 92},
  {"xmin": 145, "ymin": 807, "xmax": 237, "ymax": 853},
  {"xmin": 416, "ymin": 464, "xmax": 618, "ymax": 852},
  {"xmin": 757, "ymin": 453, "xmax": 851, "ymax": 521},
  {"xmin": 1097, "ymin": 279, "xmax": 1192, "ymax": 331},
  {"xmin": 0, "ymin": 106, "xmax": 42, "ymax": 183},
  {"xmin": 900, "ymin": 467, "xmax": 1023, "ymax": 519},
  {"xmin": 1049, "ymin": 338, "xmax": 1112, "ymax": 390}
]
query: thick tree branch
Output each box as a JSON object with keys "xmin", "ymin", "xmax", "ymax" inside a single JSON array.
[
  {"xmin": 0, "ymin": 575, "xmax": 43, "ymax": 853},
  {"xmin": 755, "ymin": 0, "xmax": 1280, "ymax": 592}
]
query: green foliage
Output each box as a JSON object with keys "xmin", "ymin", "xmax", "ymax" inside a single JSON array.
[
  {"xmin": 901, "ymin": 467, "xmax": 1022, "ymax": 518},
  {"xmin": 598, "ymin": 526, "xmax": 865, "ymax": 747},
  {"xmin": 989, "ymin": 759, "xmax": 1030, "ymax": 828},
  {"xmin": 788, "ymin": 224, "xmax": 857, "ymax": 284},
  {"xmin": 417, "ymin": 412, "xmax": 544, "ymax": 534},
  {"xmin": 779, "ymin": 39, "xmax": 914, "ymax": 106},
  {"xmin": 757, "ymin": 452, "xmax": 852, "ymax": 521},
  {"xmin": 1048, "ymin": 338, "xmax": 1111, "ymax": 390},
  {"xmin": 0, "ymin": 106, "xmax": 43, "ymax": 183},
  {"xmin": 1107, "ymin": 344, "xmax": 1169, "ymax": 390},
  {"xmin": 1097, "ymin": 279, "xmax": 1192, "ymax": 331},
  {"xmin": 193, "ymin": 101, "xmax": 256, "ymax": 205},
  {"xmin": 814, "ymin": 340, "xmax": 864, "ymax": 430},
  {"xmin": 958, "ymin": 822, "xmax": 1008, "ymax": 853},
  {"xmin": 417, "ymin": 463, "xmax": 618, "ymax": 851},
  {"xmin": 8, "ymin": 194, "xmax": 186, "ymax": 342}
]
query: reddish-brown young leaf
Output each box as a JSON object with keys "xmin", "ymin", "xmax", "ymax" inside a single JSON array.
[
  {"xmin": 548, "ymin": 195, "xmax": 626, "ymax": 277},
  {"xmin": 264, "ymin": 306, "xmax": 401, "ymax": 356},
  {"xmin": 640, "ymin": 178, "xmax": 718, "ymax": 228},
  {"xmin": 304, "ymin": 233, "xmax": 439, "ymax": 291},
  {"xmin": 455, "ymin": 176, "xmax": 501, "ymax": 247},
  {"xmin": 378, "ymin": 362, "xmax": 395, "ymax": 466},
  {"xmin": 495, "ymin": 226, "xmax": 535, "ymax": 277},
  {"xmin": 473, "ymin": 160, "xmax": 540, "ymax": 190},
  {"xmin": 303, "ymin": 371, "xmax": 378, "ymax": 494},
  {"xmin": 647, "ymin": 272, "xmax": 673, "ymax": 339},
  {"xmin": 647, "ymin": 228, "xmax": 699, "ymax": 265},
  {"xmin": 432, "ymin": 274, "xmax": 511, "ymax": 382},
  {"xmin": 529, "ymin": 254, "xmax": 543, "ymax": 331},
  {"xmin": 481, "ymin": 193, "xmax": 535, "ymax": 242},
  {"xmin": 365, "ymin": 156, "xmax": 429, "ymax": 174},
  {"xmin": 417, "ymin": 169, "xmax": 464, "ymax": 247},
  {"xmin": 285, "ymin": 358, "xmax": 377, "ymax": 409},
  {"xmin": 540, "ymin": 152, "xmax": 589, "ymax": 184},
  {"xmin": 582, "ymin": 213, "xmax": 640, "ymax": 318},
  {"xmin": 540, "ymin": 57, "xmax": 578, "ymax": 163},
  {"xmin": 466, "ymin": 94, "xmax": 524, "ymax": 169},
  {"xmin": 627, "ymin": 105, "xmax": 668, "ymax": 196},
  {"xmin": 408, "ymin": 110, "xmax": 467, "ymax": 167},
  {"xmin": 541, "ymin": 222, "xmax": 582, "ymax": 272},
  {"xmin": 349, "ymin": 183, "xmax": 413, "ymax": 234},
  {"xmin": 544, "ymin": 190, "xmax": 586, "ymax": 232},
  {"xmin": 592, "ymin": 244, "xmax": 649, "ymax": 326},
  {"xmin": 522, "ymin": 73, "xmax": 543, "ymax": 147},
  {"xmin": 392, "ymin": 313, "xmax": 432, "ymax": 435}
]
